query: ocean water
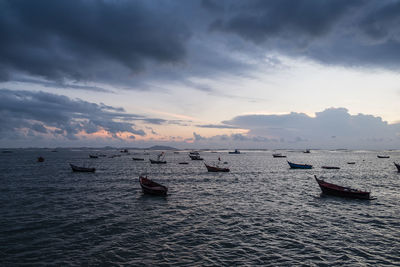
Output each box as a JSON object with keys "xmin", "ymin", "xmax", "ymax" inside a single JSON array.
[{"xmin": 1, "ymin": 149, "xmax": 399, "ymax": 266}]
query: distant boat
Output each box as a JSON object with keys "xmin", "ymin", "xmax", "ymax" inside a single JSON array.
[
  {"xmin": 37, "ymin": 156, "xmax": 45, "ymax": 162},
  {"xmin": 179, "ymin": 162, "xmax": 189, "ymax": 165},
  {"xmin": 70, "ymin": 163, "xmax": 95, "ymax": 172},
  {"xmin": 394, "ymin": 162, "xmax": 400, "ymax": 172},
  {"xmin": 121, "ymin": 149, "xmax": 129, "ymax": 153},
  {"xmin": 347, "ymin": 162, "xmax": 356, "ymax": 164},
  {"xmin": 314, "ymin": 175, "xmax": 371, "ymax": 200},
  {"xmin": 321, "ymin": 166, "xmax": 340, "ymax": 170},
  {"xmin": 132, "ymin": 157, "xmax": 145, "ymax": 161},
  {"xmin": 150, "ymin": 152, "xmax": 166, "ymax": 164},
  {"xmin": 189, "ymin": 151, "xmax": 200, "ymax": 155},
  {"xmin": 149, "ymin": 159, "xmax": 167, "ymax": 164},
  {"xmin": 272, "ymin": 153, "xmax": 286, "ymax": 158},
  {"xmin": 189, "ymin": 154, "xmax": 203, "ymax": 160},
  {"xmin": 2, "ymin": 150, "xmax": 12, "ymax": 153},
  {"xmin": 89, "ymin": 155, "xmax": 98, "ymax": 158},
  {"xmin": 229, "ymin": 149, "xmax": 241, "ymax": 154},
  {"xmin": 204, "ymin": 163, "xmax": 230, "ymax": 172},
  {"xmin": 303, "ymin": 149, "xmax": 311, "ymax": 153},
  {"xmin": 377, "ymin": 155, "xmax": 390, "ymax": 159},
  {"xmin": 287, "ymin": 161, "xmax": 312, "ymax": 169},
  {"xmin": 139, "ymin": 176, "xmax": 168, "ymax": 196}
]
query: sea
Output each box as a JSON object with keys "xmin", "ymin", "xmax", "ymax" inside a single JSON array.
[{"xmin": 1, "ymin": 149, "xmax": 399, "ymax": 266}]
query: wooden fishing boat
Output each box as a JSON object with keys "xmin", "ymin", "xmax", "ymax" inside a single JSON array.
[
  {"xmin": 37, "ymin": 156, "xmax": 45, "ymax": 162},
  {"xmin": 139, "ymin": 176, "xmax": 168, "ymax": 196},
  {"xmin": 70, "ymin": 163, "xmax": 95, "ymax": 172},
  {"xmin": 204, "ymin": 163, "xmax": 230, "ymax": 172},
  {"xmin": 272, "ymin": 153, "xmax": 286, "ymax": 158},
  {"xmin": 303, "ymin": 149, "xmax": 311, "ymax": 153},
  {"xmin": 377, "ymin": 155, "xmax": 390, "ymax": 158},
  {"xmin": 189, "ymin": 154, "xmax": 203, "ymax": 160},
  {"xmin": 132, "ymin": 157, "xmax": 145, "ymax": 161},
  {"xmin": 149, "ymin": 159, "xmax": 166, "ymax": 164},
  {"xmin": 89, "ymin": 154, "xmax": 98, "ymax": 158},
  {"xmin": 229, "ymin": 149, "xmax": 241, "ymax": 154},
  {"xmin": 287, "ymin": 161, "xmax": 312, "ymax": 169},
  {"xmin": 321, "ymin": 166, "xmax": 340, "ymax": 169},
  {"xmin": 394, "ymin": 162, "xmax": 400, "ymax": 172},
  {"xmin": 314, "ymin": 175, "xmax": 371, "ymax": 199},
  {"xmin": 150, "ymin": 152, "xmax": 166, "ymax": 164}
]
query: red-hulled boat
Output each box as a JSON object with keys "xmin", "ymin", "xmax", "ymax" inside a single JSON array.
[
  {"xmin": 139, "ymin": 176, "xmax": 168, "ymax": 196},
  {"xmin": 70, "ymin": 163, "xmax": 95, "ymax": 172},
  {"xmin": 314, "ymin": 175, "xmax": 371, "ymax": 200},
  {"xmin": 394, "ymin": 162, "xmax": 400, "ymax": 172},
  {"xmin": 204, "ymin": 163, "xmax": 230, "ymax": 172}
]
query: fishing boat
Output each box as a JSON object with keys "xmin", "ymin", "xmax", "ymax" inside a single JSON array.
[
  {"xmin": 70, "ymin": 163, "xmax": 95, "ymax": 172},
  {"xmin": 139, "ymin": 176, "xmax": 168, "ymax": 196},
  {"xmin": 204, "ymin": 163, "xmax": 230, "ymax": 172},
  {"xmin": 303, "ymin": 149, "xmax": 311, "ymax": 153},
  {"xmin": 394, "ymin": 162, "xmax": 400, "ymax": 172},
  {"xmin": 149, "ymin": 152, "xmax": 166, "ymax": 164},
  {"xmin": 314, "ymin": 175, "xmax": 371, "ymax": 199},
  {"xmin": 229, "ymin": 149, "xmax": 241, "ymax": 154},
  {"xmin": 89, "ymin": 154, "xmax": 98, "ymax": 158},
  {"xmin": 272, "ymin": 153, "xmax": 286, "ymax": 158},
  {"xmin": 347, "ymin": 162, "xmax": 356, "ymax": 164},
  {"xmin": 321, "ymin": 166, "xmax": 340, "ymax": 169},
  {"xmin": 132, "ymin": 157, "xmax": 145, "ymax": 161},
  {"xmin": 37, "ymin": 156, "xmax": 45, "ymax": 162},
  {"xmin": 189, "ymin": 154, "xmax": 203, "ymax": 160},
  {"xmin": 287, "ymin": 161, "xmax": 313, "ymax": 169},
  {"xmin": 377, "ymin": 155, "xmax": 390, "ymax": 159}
]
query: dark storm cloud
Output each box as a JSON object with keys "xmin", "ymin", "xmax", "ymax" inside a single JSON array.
[
  {"xmin": 2, "ymin": 0, "xmax": 400, "ymax": 93},
  {"xmin": 0, "ymin": 0, "xmax": 189, "ymax": 82},
  {"xmin": 208, "ymin": 0, "xmax": 400, "ymax": 69},
  {"xmin": 0, "ymin": 89, "xmax": 166, "ymax": 140}
]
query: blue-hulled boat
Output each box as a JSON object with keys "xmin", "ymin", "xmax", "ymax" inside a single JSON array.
[{"xmin": 287, "ymin": 161, "xmax": 313, "ymax": 169}]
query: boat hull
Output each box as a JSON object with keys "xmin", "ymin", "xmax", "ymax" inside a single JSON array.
[
  {"xmin": 204, "ymin": 163, "xmax": 229, "ymax": 172},
  {"xmin": 394, "ymin": 162, "xmax": 400, "ymax": 172},
  {"xmin": 139, "ymin": 176, "xmax": 168, "ymax": 196},
  {"xmin": 314, "ymin": 176, "xmax": 370, "ymax": 200},
  {"xmin": 321, "ymin": 166, "xmax": 340, "ymax": 169},
  {"xmin": 132, "ymin": 157, "xmax": 145, "ymax": 161},
  {"xmin": 287, "ymin": 161, "xmax": 313, "ymax": 169},
  {"xmin": 70, "ymin": 164, "xmax": 95, "ymax": 172},
  {"xmin": 377, "ymin": 155, "xmax": 390, "ymax": 158},
  {"xmin": 149, "ymin": 159, "xmax": 167, "ymax": 164}
]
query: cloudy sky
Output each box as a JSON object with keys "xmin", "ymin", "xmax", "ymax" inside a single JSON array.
[{"xmin": 1, "ymin": 0, "xmax": 400, "ymax": 149}]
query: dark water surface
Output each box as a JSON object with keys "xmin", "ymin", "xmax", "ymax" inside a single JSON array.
[{"xmin": 1, "ymin": 149, "xmax": 399, "ymax": 266}]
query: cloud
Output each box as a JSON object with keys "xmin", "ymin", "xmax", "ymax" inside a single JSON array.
[
  {"xmin": 196, "ymin": 124, "xmax": 240, "ymax": 129},
  {"xmin": 0, "ymin": 89, "xmax": 166, "ymax": 141},
  {"xmin": 0, "ymin": 0, "xmax": 190, "ymax": 83},
  {"xmin": 222, "ymin": 107, "xmax": 400, "ymax": 149},
  {"xmin": 208, "ymin": 0, "xmax": 400, "ymax": 69}
]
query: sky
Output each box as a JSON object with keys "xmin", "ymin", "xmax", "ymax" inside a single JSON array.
[{"xmin": 1, "ymin": 0, "xmax": 400, "ymax": 149}]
